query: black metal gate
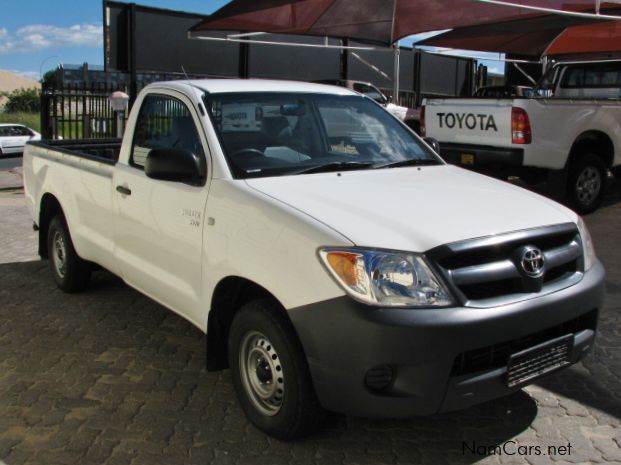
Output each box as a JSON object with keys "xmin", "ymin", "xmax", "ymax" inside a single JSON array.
[{"xmin": 41, "ymin": 81, "xmax": 129, "ymax": 140}]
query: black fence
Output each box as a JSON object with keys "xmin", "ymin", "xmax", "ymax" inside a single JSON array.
[
  {"xmin": 41, "ymin": 82, "xmax": 125, "ymax": 140},
  {"xmin": 40, "ymin": 65, "xmax": 214, "ymax": 140}
]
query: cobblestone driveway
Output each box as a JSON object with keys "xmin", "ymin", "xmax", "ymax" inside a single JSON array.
[{"xmin": 0, "ymin": 188, "xmax": 620, "ymax": 465}]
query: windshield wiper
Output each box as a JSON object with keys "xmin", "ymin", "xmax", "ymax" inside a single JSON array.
[
  {"xmin": 292, "ymin": 161, "xmax": 374, "ymax": 175},
  {"xmin": 373, "ymin": 158, "xmax": 442, "ymax": 170}
]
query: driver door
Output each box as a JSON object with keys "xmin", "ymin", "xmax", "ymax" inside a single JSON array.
[{"xmin": 113, "ymin": 91, "xmax": 210, "ymax": 327}]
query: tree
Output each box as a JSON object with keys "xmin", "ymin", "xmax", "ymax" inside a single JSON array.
[
  {"xmin": 41, "ymin": 69, "xmax": 58, "ymax": 88},
  {"xmin": 2, "ymin": 88, "xmax": 41, "ymax": 113}
]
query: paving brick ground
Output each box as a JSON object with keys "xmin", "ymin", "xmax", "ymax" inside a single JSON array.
[
  {"xmin": 0, "ymin": 189, "xmax": 38, "ymax": 264},
  {"xmin": 0, "ymin": 185, "xmax": 620, "ymax": 465}
]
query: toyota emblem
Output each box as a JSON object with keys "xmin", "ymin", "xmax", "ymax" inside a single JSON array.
[{"xmin": 520, "ymin": 246, "xmax": 545, "ymax": 277}]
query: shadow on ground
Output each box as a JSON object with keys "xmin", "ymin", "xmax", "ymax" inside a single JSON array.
[{"xmin": 0, "ymin": 261, "xmax": 543, "ymax": 465}]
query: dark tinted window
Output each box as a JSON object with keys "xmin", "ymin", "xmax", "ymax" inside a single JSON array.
[
  {"xmin": 14, "ymin": 126, "xmax": 32, "ymax": 136},
  {"xmin": 0, "ymin": 126, "xmax": 31, "ymax": 136},
  {"xmin": 131, "ymin": 94, "xmax": 204, "ymax": 169},
  {"xmin": 561, "ymin": 63, "xmax": 621, "ymax": 88}
]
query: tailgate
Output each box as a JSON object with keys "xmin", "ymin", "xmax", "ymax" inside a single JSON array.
[{"xmin": 424, "ymin": 98, "xmax": 514, "ymax": 147}]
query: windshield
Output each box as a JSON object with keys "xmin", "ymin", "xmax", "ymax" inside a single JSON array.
[{"xmin": 205, "ymin": 93, "xmax": 441, "ymax": 179}]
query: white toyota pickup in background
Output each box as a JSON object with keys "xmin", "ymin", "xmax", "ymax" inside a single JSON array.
[
  {"xmin": 24, "ymin": 79, "xmax": 604, "ymax": 439},
  {"xmin": 422, "ymin": 59, "xmax": 621, "ymax": 213}
]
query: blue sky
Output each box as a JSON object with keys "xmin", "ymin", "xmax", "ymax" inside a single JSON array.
[{"xmin": 0, "ymin": 0, "xmax": 504, "ymax": 81}]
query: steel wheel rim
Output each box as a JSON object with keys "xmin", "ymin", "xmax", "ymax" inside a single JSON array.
[
  {"xmin": 239, "ymin": 330, "xmax": 285, "ymax": 416},
  {"xmin": 576, "ymin": 166, "xmax": 602, "ymax": 205},
  {"xmin": 52, "ymin": 230, "xmax": 67, "ymax": 278}
]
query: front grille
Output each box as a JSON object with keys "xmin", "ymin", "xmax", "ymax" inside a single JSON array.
[
  {"xmin": 428, "ymin": 223, "xmax": 583, "ymax": 305},
  {"xmin": 450, "ymin": 309, "xmax": 597, "ymax": 377}
]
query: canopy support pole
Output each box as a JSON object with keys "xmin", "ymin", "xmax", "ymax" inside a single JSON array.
[
  {"xmin": 393, "ymin": 42, "xmax": 400, "ymax": 105},
  {"xmin": 340, "ymin": 38, "xmax": 349, "ymax": 79}
]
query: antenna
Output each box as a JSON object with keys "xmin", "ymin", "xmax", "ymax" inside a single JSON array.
[{"xmin": 181, "ymin": 65, "xmax": 191, "ymax": 84}]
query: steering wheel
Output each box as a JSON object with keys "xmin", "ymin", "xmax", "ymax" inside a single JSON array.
[{"xmin": 232, "ymin": 148, "xmax": 265, "ymax": 158}]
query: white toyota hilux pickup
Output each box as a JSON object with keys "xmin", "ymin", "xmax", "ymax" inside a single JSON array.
[
  {"xmin": 422, "ymin": 59, "xmax": 621, "ymax": 214},
  {"xmin": 24, "ymin": 79, "xmax": 604, "ymax": 439}
]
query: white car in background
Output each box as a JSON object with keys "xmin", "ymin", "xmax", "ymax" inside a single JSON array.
[{"xmin": 0, "ymin": 124, "xmax": 41, "ymax": 156}]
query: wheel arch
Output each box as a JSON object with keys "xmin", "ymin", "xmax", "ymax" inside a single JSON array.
[
  {"xmin": 38, "ymin": 193, "xmax": 64, "ymax": 258},
  {"xmin": 567, "ymin": 130, "xmax": 614, "ymax": 169},
  {"xmin": 206, "ymin": 276, "xmax": 297, "ymax": 372}
]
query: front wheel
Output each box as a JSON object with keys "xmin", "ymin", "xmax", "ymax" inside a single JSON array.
[
  {"xmin": 228, "ymin": 299, "xmax": 324, "ymax": 439},
  {"xmin": 47, "ymin": 215, "xmax": 91, "ymax": 292},
  {"xmin": 566, "ymin": 154, "xmax": 606, "ymax": 214}
]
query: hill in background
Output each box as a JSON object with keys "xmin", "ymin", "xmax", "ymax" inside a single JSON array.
[
  {"xmin": 0, "ymin": 70, "xmax": 40, "ymax": 94},
  {"xmin": 0, "ymin": 70, "xmax": 41, "ymax": 109}
]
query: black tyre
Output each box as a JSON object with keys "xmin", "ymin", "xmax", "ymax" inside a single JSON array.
[
  {"xmin": 47, "ymin": 215, "xmax": 91, "ymax": 292},
  {"xmin": 228, "ymin": 299, "xmax": 324, "ymax": 439},
  {"xmin": 566, "ymin": 153, "xmax": 606, "ymax": 214}
]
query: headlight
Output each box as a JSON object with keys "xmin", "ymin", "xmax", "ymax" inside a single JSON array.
[
  {"xmin": 319, "ymin": 247, "xmax": 454, "ymax": 307},
  {"xmin": 577, "ymin": 217, "xmax": 596, "ymax": 271}
]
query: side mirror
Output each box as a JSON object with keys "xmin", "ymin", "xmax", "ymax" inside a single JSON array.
[
  {"xmin": 423, "ymin": 137, "xmax": 441, "ymax": 154},
  {"xmin": 145, "ymin": 148, "xmax": 206, "ymax": 185}
]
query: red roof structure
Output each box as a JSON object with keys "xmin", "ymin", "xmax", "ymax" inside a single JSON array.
[{"xmin": 191, "ymin": 0, "xmax": 621, "ymax": 47}]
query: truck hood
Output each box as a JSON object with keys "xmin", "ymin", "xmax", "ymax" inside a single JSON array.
[{"xmin": 245, "ymin": 165, "xmax": 577, "ymax": 252}]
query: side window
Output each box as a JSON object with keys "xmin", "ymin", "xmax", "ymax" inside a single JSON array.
[
  {"xmin": 561, "ymin": 63, "xmax": 621, "ymax": 89},
  {"xmin": 600, "ymin": 67, "xmax": 620, "ymax": 86},
  {"xmin": 131, "ymin": 94, "xmax": 205, "ymax": 169},
  {"xmin": 561, "ymin": 67, "xmax": 584, "ymax": 88}
]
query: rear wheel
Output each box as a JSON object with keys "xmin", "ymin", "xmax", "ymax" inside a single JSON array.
[
  {"xmin": 47, "ymin": 215, "xmax": 91, "ymax": 292},
  {"xmin": 228, "ymin": 299, "xmax": 324, "ymax": 439},
  {"xmin": 566, "ymin": 153, "xmax": 606, "ymax": 214}
]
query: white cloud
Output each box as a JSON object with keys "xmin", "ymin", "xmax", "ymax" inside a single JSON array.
[{"xmin": 0, "ymin": 23, "xmax": 103, "ymax": 54}]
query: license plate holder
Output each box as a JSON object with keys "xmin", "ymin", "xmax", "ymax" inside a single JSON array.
[{"xmin": 506, "ymin": 334, "xmax": 573, "ymax": 388}]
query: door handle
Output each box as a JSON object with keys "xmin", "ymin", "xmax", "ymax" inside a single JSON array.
[{"xmin": 116, "ymin": 185, "xmax": 132, "ymax": 196}]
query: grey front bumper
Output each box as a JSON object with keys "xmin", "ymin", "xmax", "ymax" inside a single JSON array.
[{"xmin": 288, "ymin": 261, "xmax": 605, "ymax": 417}]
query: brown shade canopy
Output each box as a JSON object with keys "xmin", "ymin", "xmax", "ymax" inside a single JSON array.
[
  {"xmin": 191, "ymin": 0, "xmax": 621, "ymax": 46},
  {"xmin": 417, "ymin": 12, "xmax": 611, "ymax": 56},
  {"xmin": 545, "ymin": 21, "xmax": 621, "ymax": 56},
  {"xmin": 418, "ymin": 7, "xmax": 621, "ymax": 57}
]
